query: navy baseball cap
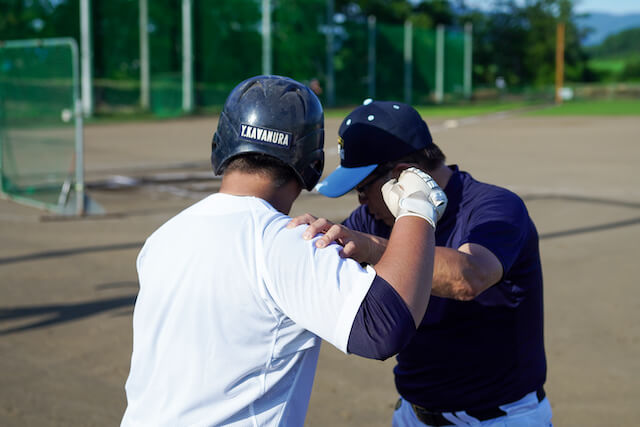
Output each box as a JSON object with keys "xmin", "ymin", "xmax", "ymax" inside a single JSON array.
[{"xmin": 315, "ymin": 100, "xmax": 433, "ymax": 197}]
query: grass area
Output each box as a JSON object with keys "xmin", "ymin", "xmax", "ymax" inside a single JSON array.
[
  {"xmin": 84, "ymin": 98, "xmax": 639, "ymax": 124},
  {"xmin": 588, "ymin": 58, "xmax": 627, "ymax": 74},
  {"xmin": 526, "ymin": 99, "xmax": 640, "ymax": 116},
  {"xmin": 85, "ymin": 101, "xmax": 535, "ymax": 123},
  {"xmin": 325, "ymin": 101, "xmax": 534, "ymax": 119}
]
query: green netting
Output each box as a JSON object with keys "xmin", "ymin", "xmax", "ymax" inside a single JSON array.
[
  {"xmin": 413, "ymin": 27, "xmax": 436, "ymax": 104},
  {"xmin": 194, "ymin": 0, "xmax": 261, "ymax": 107},
  {"xmin": 334, "ymin": 21, "xmax": 369, "ymax": 105},
  {"xmin": 0, "ymin": 40, "xmax": 77, "ymax": 208},
  {"xmin": 376, "ymin": 23, "xmax": 405, "ymax": 101},
  {"xmin": 148, "ymin": 0, "xmax": 183, "ymax": 117},
  {"xmin": 92, "ymin": 0, "xmax": 140, "ymax": 112},
  {"xmin": 272, "ymin": 0, "xmax": 327, "ymax": 99},
  {"xmin": 0, "ymin": 4, "xmax": 471, "ymax": 116},
  {"xmin": 444, "ymin": 29, "xmax": 464, "ymax": 97}
]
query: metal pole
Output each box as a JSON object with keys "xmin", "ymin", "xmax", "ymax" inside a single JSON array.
[
  {"xmin": 68, "ymin": 39, "xmax": 85, "ymax": 215},
  {"xmin": 555, "ymin": 22, "xmax": 565, "ymax": 104},
  {"xmin": 404, "ymin": 20, "xmax": 413, "ymax": 105},
  {"xmin": 435, "ymin": 24, "xmax": 444, "ymax": 104},
  {"xmin": 464, "ymin": 22, "xmax": 473, "ymax": 99},
  {"xmin": 368, "ymin": 15, "xmax": 376, "ymax": 99},
  {"xmin": 326, "ymin": 0, "xmax": 335, "ymax": 107},
  {"xmin": 182, "ymin": 0, "xmax": 193, "ymax": 112},
  {"xmin": 262, "ymin": 0, "xmax": 272, "ymax": 75},
  {"xmin": 139, "ymin": 0, "xmax": 150, "ymax": 110},
  {"xmin": 80, "ymin": 0, "xmax": 93, "ymax": 116}
]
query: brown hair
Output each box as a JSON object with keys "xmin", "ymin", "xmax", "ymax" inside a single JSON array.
[{"xmin": 387, "ymin": 143, "xmax": 446, "ymax": 172}]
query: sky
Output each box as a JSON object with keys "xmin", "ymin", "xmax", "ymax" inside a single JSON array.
[
  {"xmin": 464, "ymin": 0, "xmax": 640, "ymax": 15},
  {"xmin": 573, "ymin": 0, "xmax": 640, "ymax": 14}
]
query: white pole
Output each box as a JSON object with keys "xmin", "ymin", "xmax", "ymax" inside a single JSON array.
[
  {"xmin": 326, "ymin": 0, "xmax": 335, "ymax": 107},
  {"xmin": 182, "ymin": 0, "xmax": 193, "ymax": 112},
  {"xmin": 69, "ymin": 40, "xmax": 85, "ymax": 215},
  {"xmin": 435, "ymin": 24, "xmax": 444, "ymax": 104},
  {"xmin": 139, "ymin": 0, "xmax": 150, "ymax": 110},
  {"xmin": 80, "ymin": 0, "xmax": 93, "ymax": 116},
  {"xmin": 368, "ymin": 15, "xmax": 376, "ymax": 99},
  {"xmin": 404, "ymin": 20, "xmax": 413, "ymax": 105},
  {"xmin": 464, "ymin": 22, "xmax": 473, "ymax": 99},
  {"xmin": 262, "ymin": 0, "xmax": 272, "ymax": 75}
]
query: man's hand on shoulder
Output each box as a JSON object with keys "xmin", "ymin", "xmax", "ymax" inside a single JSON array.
[{"xmin": 287, "ymin": 214, "xmax": 386, "ymax": 265}]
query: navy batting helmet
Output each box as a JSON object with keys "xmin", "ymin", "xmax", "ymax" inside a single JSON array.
[{"xmin": 211, "ymin": 75, "xmax": 325, "ymax": 190}]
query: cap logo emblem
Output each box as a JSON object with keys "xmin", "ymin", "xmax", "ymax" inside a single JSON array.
[
  {"xmin": 240, "ymin": 123, "xmax": 291, "ymax": 148},
  {"xmin": 338, "ymin": 136, "xmax": 345, "ymax": 160}
]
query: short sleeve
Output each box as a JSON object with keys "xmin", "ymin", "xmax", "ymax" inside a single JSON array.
[
  {"xmin": 260, "ymin": 215, "xmax": 376, "ymax": 353},
  {"xmin": 460, "ymin": 191, "xmax": 530, "ymax": 276}
]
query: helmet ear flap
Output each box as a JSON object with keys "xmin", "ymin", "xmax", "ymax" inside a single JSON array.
[{"xmin": 211, "ymin": 111, "xmax": 239, "ymax": 176}]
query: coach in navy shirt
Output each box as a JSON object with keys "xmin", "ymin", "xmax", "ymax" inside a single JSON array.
[{"xmin": 293, "ymin": 100, "xmax": 552, "ymax": 426}]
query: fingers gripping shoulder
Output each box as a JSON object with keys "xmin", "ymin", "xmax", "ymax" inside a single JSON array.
[{"xmin": 381, "ymin": 167, "xmax": 448, "ymax": 229}]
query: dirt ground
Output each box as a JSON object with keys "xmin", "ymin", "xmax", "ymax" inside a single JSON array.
[{"xmin": 1, "ymin": 112, "xmax": 638, "ymax": 426}]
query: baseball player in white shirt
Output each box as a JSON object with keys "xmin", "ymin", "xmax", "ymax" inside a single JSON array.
[{"xmin": 121, "ymin": 75, "xmax": 447, "ymax": 426}]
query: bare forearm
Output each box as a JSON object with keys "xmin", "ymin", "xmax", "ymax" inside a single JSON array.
[
  {"xmin": 364, "ymin": 241, "xmax": 492, "ymax": 301},
  {"xmin": 374, "ymin": 217, "xmax": 435, "ymax": 326},
  {"xmin": 432, "ymin": 245, "xmax": 502, "ymax": 300},
  {"xmin": 431, "ymin": 247, "xmax": 477, "ymax": 300},
  {"xmin": 355, "ymin": 230, "xmax": 387, "ymax": 265}
]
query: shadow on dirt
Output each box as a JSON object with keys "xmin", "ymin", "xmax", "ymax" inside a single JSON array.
[{"xmin": 0, "ymin": 292, "xmax": 137, "ymax": 335}]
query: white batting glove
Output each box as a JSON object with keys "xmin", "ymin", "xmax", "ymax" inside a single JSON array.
[{"xmin": 381, "ymin": 167, "xmax": 448, "ymax": 229}]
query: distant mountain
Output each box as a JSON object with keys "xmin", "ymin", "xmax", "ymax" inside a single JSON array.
[{"xmin": 577, "ymin": 12, "xmax": 640, "ymax": 46}]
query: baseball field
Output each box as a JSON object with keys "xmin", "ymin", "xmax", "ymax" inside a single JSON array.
[{"xmin": 1, "ymin": 104, "xmax": 638, "ymax": 426}]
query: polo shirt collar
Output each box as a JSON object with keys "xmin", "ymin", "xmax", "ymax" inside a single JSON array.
[{"xmin": 441, "ymin": 165, "xmax": 463, "ymax": 220}]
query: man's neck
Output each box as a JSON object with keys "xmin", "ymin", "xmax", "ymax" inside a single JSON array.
[
  {"xmin": 428, "ymin": 163, "xmax": 454, "ymax": 190},
  {"xmin": 219, "ymin": 171, "xmax": 302, "ymax": 215}
]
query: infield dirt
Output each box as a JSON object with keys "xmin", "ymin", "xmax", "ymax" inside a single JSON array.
[{"xmin": 1, "ymin": 112, "xmax": 638, "ymax": 426}]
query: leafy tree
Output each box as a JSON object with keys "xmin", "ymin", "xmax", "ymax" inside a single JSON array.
[
  {"xmin": 621, "ymin": 58, "xmax": 640, "ymax": 81},
  {"xmin": 459, "ymin": 0, "xmax": 590, "ymax": 87},
  {"xmin": 588, "ymin": 27, "xmax": 640, "ymax": 58}
]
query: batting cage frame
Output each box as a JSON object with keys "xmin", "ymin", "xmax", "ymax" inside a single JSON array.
[{"xmin": 0, "ymin": 37, "xmax": 102, "ymax": 216}]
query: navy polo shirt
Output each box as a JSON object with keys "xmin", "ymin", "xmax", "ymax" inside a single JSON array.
[{"xmin": 343, "ymin": 166, "xmax": 546, "ymax": 411}]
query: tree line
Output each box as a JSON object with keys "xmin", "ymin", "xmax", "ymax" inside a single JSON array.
[{"xmin": 1, "ymin": 0, "xmax": 633, "ymax": 96}]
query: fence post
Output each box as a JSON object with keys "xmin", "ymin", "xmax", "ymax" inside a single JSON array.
[
  {"xmin": 80, "ymin": 0, "xmax": 93, "ymax": 116},
  {"xmin": 404, "ymin": 20, "xmax": 413, "ymax": 105},
  {"xmin": 182, "ymin": 0, "xmax": 194, "ymax": 112},
  {"xmin": 555, "ymin": 22, "xmax": 565, "ymax": 105},
  {"xmin": 368, "ymin": 15, "xmax": 376, "ymax": 99},
  {"xmin": 435, "ymin": 24, "xmax": 444, "ymax": 104},
  {"xmin": 70, "ymin": 40, "xmax": 85, "ymax": 215},
  {"xmin": 262, "ymin": 0, "xmax": 272, "ymax": 75},
  {"xmin": 139, "ymin": 0, "xmax": 150, "ymax": 110},
  {"xmin": 464, "ymin": 22, "xmax": 473, "ymax": 100},
  {"xmin": 325, "ymin": 0, "xmax": 335, "ymax": 107}
]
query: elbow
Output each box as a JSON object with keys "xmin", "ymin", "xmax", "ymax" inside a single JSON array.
[
  {"xmin": 452, "ymin": 281, "xmax": 477, "ymax": 301},
  {"xmin": 452, "ymin": 269, "xmax": 496, "ymax": 301}
]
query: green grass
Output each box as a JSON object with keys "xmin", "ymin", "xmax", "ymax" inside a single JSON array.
[
  {"xmin": 84, "ymin": 98, "xmax": 639, "ymax": 124},
  {"xmin": 325, "ymin": 101, "xmax": 534, "ymax": 119},
  {"xmin": 589, "ymin": 58, "xmax": 627, "ymax": 74},
  {"xmin": 527, "ymin": 99, "xmax": 640, "ymax": 116}
]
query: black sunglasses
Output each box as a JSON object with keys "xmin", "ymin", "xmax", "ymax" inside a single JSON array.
[{"xmin": 355, "ymin": 165, "xmax": 393, "ymax": 194}]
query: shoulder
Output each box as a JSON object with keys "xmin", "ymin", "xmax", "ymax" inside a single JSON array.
[{"xmin": 460, "ymin": 172, "xmax": 527, "ymax": 215}]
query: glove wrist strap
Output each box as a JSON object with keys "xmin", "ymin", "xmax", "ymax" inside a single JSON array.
[{"xmin": 396, "ymin": 198, "xmax": 437, "ymax": 229}]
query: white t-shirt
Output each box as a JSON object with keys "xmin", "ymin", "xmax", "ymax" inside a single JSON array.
[{"xmin": 122, "ymin": 193, "xmax": 376, "ymax": 426}]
